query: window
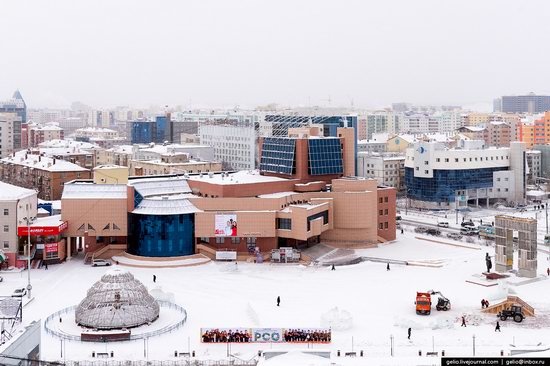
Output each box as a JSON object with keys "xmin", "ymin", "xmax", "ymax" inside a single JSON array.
[
  {"xmin": 3, "ymin": 241, "xmax": 8, "ymax": 249},
  {"xmin": 384, "ymin": 222, "xmax": 389, "ymax": 229},
  {"xmin": 307, "ymin": 211, "xmax": 329, "ymax": 231},
  {"xmin": 505, "ymin": 188, "xmax": 509, "ymax": 192},
  {"xmin": 384, "ymin": 209, "xmax": 388, "ymax": 215},
  {"xmin": 246, "ymin": 237, "xmax": 256, "ymax": 244},
  {"xmin": 231, "ymin": 237, "xmax": 240, "ymax": 244},
  {"xmin": 379, "ymin": 210, "xmax": 383, "ymax": 215},
  {"xmin": 436, "ymin": 158, "xmax": 440, "ymax": 162},
  {"xmin": 3, "ymin": 225, "xmax": 8, "ymax": 232},
  {"xmin": 425, "ymin": 170, "xmax": 429, "ymax": 174},
  {"xmin": 215, "ymin": 237, "xmax": 224, "ymax": 244},
  {"xmin": 424, "ymin": 161, "xmax": 429, "ymax": 165},
  {"xmin": 379, "ymin": 197, "xmax": 383, "ymax": 203},
  {"xmin": 455, "ymin": 158, "xmax": 459, "ymax": 162},
  {"xmin": 277, "ymin": 218, "xmax": 292, "ymax": 230},
  {"xmin": 445, "ymin": 158, "xmax": 449, "ymax": 162},
  {"xmin": 3, "ymin": 209, "xmax": 8, "ymax": 215},
  {"xmin": 384, "ymin": 197, "xmax": 388, "ymax": 203},
  {"xmin": 379, "ymin": 223, "xmax": 383, "ymax": 229}
]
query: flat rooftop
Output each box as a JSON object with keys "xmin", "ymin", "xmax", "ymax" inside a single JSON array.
[{"xmin": 188, "ymin": 170, "xmax": 290, "ymax": 185}]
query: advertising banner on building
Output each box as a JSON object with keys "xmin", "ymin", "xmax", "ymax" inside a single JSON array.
[
  {"xmin": 45, "ymin": 243, "xmax": 58, "ymax": 253},
  {"xmin": 200, "ymin": 328, "xmax": 331, "ymax": 343},
  {"xmin": 214, "ymin": 214, "xmax": 237, "ymax": 237},
  {"xmin": 17, "ymin": 221, "xmax": 68, "ymax": 236}
]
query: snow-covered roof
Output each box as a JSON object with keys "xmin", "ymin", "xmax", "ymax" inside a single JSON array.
[
  {"xmin": 0, "ymin": 181, "xmax": 36, "ymax": 200},
  {"xmin": 459, "ymin": 126, "xmax": 485, "ymax": 132},
  {"xmin": 189, "ymin": 170, "xmax": 289, "ymax": 185},
  {"xmin": 75, "ymin": 127, "xmax": 117, "ymax": 133},
  {"xmin": 30, "ymin": 124, "xmax": 63, "ymax": 131},
  {"xmin": 31, "ymin": 214, "xmax": 64, "ymax": 227},
  {"xmin": 132, "ymin": 196, "xmax": 201, "ymax": 215},
  {"xmin": 108, "ymin": 145, "xmax": 134, "ymax": 154},
  {"xmin": 38, "ymin": 139, "xmax": 99, "ymax": 150},
  {"xmin": 130, "ymin": 176, "xmax": 192, "ymax": 197},
  {"xmin": 2, "ymin": 151, "xmax": 89, "ymax": 172},
  {"xmin": 62, "ymin": 183, "xmax": 127, "ymax": 199}
]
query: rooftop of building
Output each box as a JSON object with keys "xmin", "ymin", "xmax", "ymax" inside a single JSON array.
[
  {"xmin": 138, "ymin": 143, "xmax": 212, "ymax": 154},
  {"xmin": 30, "ymin": 124, "xmax": 63, "ymax": 131},
  {"xmin": 133, "ymin": 158, "xmax": 216, "ymax": 167},
  {"xmin": 2, "ymin": 151, "xmax": 90, "ymax": 172},
  {"xmin": 129, "ymin": 176, "xmax": 192, "ymax": 197},
  {"xmin": 188, "ymin": 170, "xmax": 290, "ymax": 185},
  {"xmin": 30, "ymin": 214, "xmax": 65, "ymax": 227},
  {"xmin": 0, "ymin": 181, "xmax": 36, "ymax": 200},
  {"xmin": 38, "ymin": 139, "xmax": 99, "ymax": 150},
  {"xmin": 62, "ymin": 183, "xmax": 127, "ymax": 199},
  {"xmin": 75, "ymin": 127, "xmax": 117, "ymax": 133},
  {"xmin": 132, "ymin": 196, "xmax": 200, "ymax": 215}
]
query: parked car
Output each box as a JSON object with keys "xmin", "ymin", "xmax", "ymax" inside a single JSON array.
[
  {"xmin": 12, "ymin": 288, "xmax": 27, "ymax": 297},
  {"xmin": 460, "ymin": 227, "xmax": 479, "ymax": 236},
  {"xmin": 426, "ymin": 228, "xmax": 441, "ymax": 236},
  {"xmin": 461, "ymin": 220, "xmax": 475, "ymax": 227},
  {"xmin": 414, "ymin": 227, "xmax": 429, "ymax": 234},
  {"xmin": 92, "ymin": 258, "xmax": 112, "ymax": 267},
  {"xmin": 446, "ymin": 233, "xmax": 463, "ymax": 240},
  {"xmin": 437, "ymin": 221, "xmax": 449, "ymax": 228},
  {"xmin": 396, "ymin": 215, "xmax": 402, "ymax": 221}
]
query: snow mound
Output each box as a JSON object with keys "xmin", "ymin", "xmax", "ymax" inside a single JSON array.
[
  {"xmin": 219, "ymin": 262, "xmax": 239, "ymax": 273},
  {"xmin": 246, "ymin": 302, "xmax": 260, "ymax": 326},
  {"xmin": 320, "ymin": 307, "xmax": 353, "ymax": 330},
  {"xmin": 149, "ymin": 286, "xmax": 175, "ymax": 303},
  {"xmin": 260, "ymin": 351, "xmax": 332, "ymax": 366}
]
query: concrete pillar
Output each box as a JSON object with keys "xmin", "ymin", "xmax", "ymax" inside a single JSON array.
[{"xmin": 66, "ymin": 237, "xmax": 72, "ymax": 261}]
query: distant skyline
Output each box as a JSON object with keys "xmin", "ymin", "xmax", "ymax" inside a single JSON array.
[{"xmin": 2, "ymin": 0, "xmax": 550, "ymax": 111}]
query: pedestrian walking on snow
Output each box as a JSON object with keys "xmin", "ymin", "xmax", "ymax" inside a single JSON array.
[
  {"xmin": 495, "ymin": 321, "xmax": 501, "ymax": 332},
  {"xmin": 387, "ymin": 263, "xmax": 390, "ymax": 271},
  {"xmin": 44, "ymin": 261, "xmax": 48, "ymax": 270},
  {"xmin": 481, "ymin": 299, "xmax": 485, "ymax": 309},
  {"xmin": 407, "ymin": 327, "xmax": 411, "ymax": 340},
  {"xmin": 461, "ymin": 316, "xmax": 466, "ymax": 327},
  {"xmin": 331, "ymin": 264, "xmax": 335, "ymax": 271},
  {"xmin": 153, "ymin": 274, "xmax": 157, "ymax": 283},
  {"xmin": 547, "ymin": 267, "xmax": 550, "ymax": 276},
  {"xmin": 276, "ymin": 296, "xmax": 280, "ymax": 307},
  {"xmin": 401, "ymin": 229, "xmax": 404, "ymax": 234}
]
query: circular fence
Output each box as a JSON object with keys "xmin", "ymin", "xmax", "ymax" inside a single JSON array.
[{"xmin": 44, "ymin": 301, "xmax": 187, "ymax": 342}]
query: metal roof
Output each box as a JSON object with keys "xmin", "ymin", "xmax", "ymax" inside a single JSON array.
[
  {"xmin": 132, "ymin": 196, "xmax": 200, "ymax": 215},
  {"xmin": 62, "ymin": 183, "xmax": 127, "ymax": 199}
]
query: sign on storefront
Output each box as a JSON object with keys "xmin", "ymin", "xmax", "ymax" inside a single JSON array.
[{"xmin": 215, "ymin": 251, "xmax": 237, "ymax": 261}]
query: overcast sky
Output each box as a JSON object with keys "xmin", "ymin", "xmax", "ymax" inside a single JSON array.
[{"xmin": 1, "ymin": 0, "xmax": 549, "ymax": 110}]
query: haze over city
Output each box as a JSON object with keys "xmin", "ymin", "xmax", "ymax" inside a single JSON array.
[{"xmin": 2, "ymin": 0, "xmax": 550, "ymax": 109}]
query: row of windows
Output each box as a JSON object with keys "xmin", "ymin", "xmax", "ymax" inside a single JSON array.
[
  {"xmin": 260, "ymin": 138, "xmax": 296, "ymax": 175},
  {"xmin": 308, "ymin": 139, "xmax": 343, "ymax": 176},
  {"xmin": 378, "ymin": 197, "xmax": 389, "ymax": 203},
  {"xmin": 378, "ymin": 222, "xmax": 389, "ymax": 229},
  {"xmin": 307, "ymin": 211, "xmax": 329, "ymax": 231},
  {"xmin": 379, "ymin": 209, "xmax": 389, "ymax": 215},
  {"xmin": 434, "ymin": 155, "xmax": 508, "ymax": 163}
]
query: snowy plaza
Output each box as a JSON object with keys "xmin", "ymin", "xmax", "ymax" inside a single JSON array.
[{"xmin": 1, "ymin": 205, "xmax": 550, "ymax": 365}]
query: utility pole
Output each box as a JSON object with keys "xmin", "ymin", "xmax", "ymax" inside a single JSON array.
[
  {"xmin": 546, "ymin": 199, "xmax": 548, "ymax": 234},
  {"xmin": 25, "ymin": 213, "xmax": 35, "ymax": 299}
]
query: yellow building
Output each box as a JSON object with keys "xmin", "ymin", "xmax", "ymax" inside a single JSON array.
[
  {"xmin": 93, "ymin": 165, "xmax": 129, "ymax": 184},
  {"xmin": 386, "ymin": 134, "xmax": 416, "ymax": 153}
]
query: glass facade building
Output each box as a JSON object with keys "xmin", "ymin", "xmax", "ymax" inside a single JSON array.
[
  {"xmin": 131, "ymin": 121, "xmax": 156, "ymax": 144},
  {"xmin": 260, "ymin": 138, "xmax": 296, "ymax": 175},
  {"xmin": 127, "ymin": 212, "xmax": 195, "ymax": 257},
  {"xmin": 308, "ymin": 139, "xmax": 343, "ymax": 175},
  {"xmin": 405, "ymin": 167, "xmax": 508, "ymax": 203}
]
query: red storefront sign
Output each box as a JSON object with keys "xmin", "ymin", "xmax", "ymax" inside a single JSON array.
[
  {"xmin": 45, "ymin": 243, "xmax": 58, "ymax": 253},
  {"xmin": 17, "ymin": 221, "xmax": 68, "ymax": 236}
]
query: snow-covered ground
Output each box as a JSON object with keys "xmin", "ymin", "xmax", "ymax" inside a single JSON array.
[{"xmin": 1, "ymin": 206, "xmax": 549, "ymax": 365}]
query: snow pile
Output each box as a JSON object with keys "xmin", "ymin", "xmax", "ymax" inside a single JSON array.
[
  {"xmin": 149, "ymin": 286, "xmax": 175, "ymax": 303},
  {"xmin": 320, "ymin": 307, "xmax": 353, "ymax": 330},
  {"xmin": 246, "ymin": 303, "xmax": 260, "ymax": 326}
]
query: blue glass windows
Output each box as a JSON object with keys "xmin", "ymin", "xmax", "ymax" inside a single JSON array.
[
  {"xmin": 260, "ymin": 138, "xmax": 296, "ymax": 175},
  {"xmin": 308, "ymin": 139, "xmax": 343, "ymax": 175}
]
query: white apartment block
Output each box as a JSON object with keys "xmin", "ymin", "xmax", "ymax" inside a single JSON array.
[
  {"xmin": 357, "ymin": 152, "xmax": 405, "ymax": 191},
  {"xmin": 199, "ymin": 119, "xmax": 257, "ymax": 170},
  {"xmin": 401, "ymin": 113, "xmax": 439, "ymax": 134}
]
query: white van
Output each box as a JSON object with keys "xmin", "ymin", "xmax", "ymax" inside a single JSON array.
[{"xmin": 437, "ymin": 221, "xmax": 449, "ymax": 228}]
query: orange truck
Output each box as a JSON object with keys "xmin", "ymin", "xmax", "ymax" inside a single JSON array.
[{"xmin": 415, "ymin": 292, "xmax": 432, "ymax": 315}]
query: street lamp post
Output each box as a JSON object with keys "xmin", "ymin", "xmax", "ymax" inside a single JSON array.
[{"xmin": 24, "ymin": 215, "xmax": 35, "ymax": 299}]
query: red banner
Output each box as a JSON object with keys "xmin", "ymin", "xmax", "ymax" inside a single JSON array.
[
  {"xmin": 18, "ymin": 221, "xmax": 68, "ymax": 236},
  {"xmin": 45, "ymin": 243, "xmax": 58, "ymax": 253}
]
